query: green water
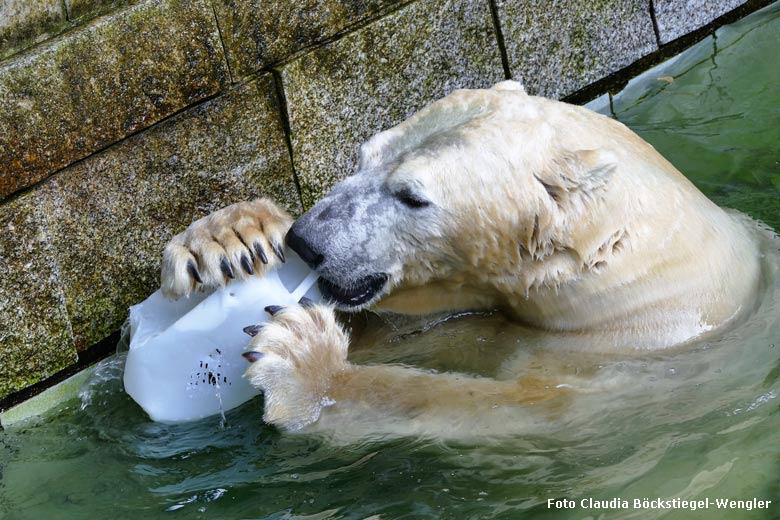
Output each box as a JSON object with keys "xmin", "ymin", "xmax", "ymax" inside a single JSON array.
[{"xmin": 3, "ymin": 4, "xmax": 780, "ymax": 519}]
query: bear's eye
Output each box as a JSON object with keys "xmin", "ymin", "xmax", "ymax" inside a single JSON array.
[{"xmin": 395, "ymin": 187, "xmax": 431, "ymax": 209}]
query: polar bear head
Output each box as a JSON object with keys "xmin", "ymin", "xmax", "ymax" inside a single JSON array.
[{"xmin": 286, "ymin": 81, "xmax": 624, "ymax": 313}]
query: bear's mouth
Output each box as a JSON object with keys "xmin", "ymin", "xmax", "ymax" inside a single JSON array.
[{"xmin": 318, "ymin": 273, "xmax": 389, "ymax": 308}]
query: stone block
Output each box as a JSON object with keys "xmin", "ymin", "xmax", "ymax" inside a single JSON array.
[
  {"xmin": 280, "ymin": 0, "xmax": 506, "ymax": 207},
  {"xmin": 36, "ymin": 75, "xmax": 300, "ymax": 350},
  {"xmin": 0, "ymin": 0, "xmax": 68, "ymax": 60},
  {"xmin": 654, "ymin": 0, "xmax": 746, "ymax": 43},
  {"xmin": 213, "ymin": 0, "xmax": 400, "ymax": 79},
  {"xmin": 0, "ymin": 0, "xmax": 228, "ymax": 200},
  {"xmin": 0, "ymin": 193, "xmax": 77, "ymax": 399},
  {"xmin": 496, "ymin": 0, "xmax": 657, "ymax": 99},
  {"xmin": 65, "ymin": 0, "xmax": 131, "ymax": 21}
]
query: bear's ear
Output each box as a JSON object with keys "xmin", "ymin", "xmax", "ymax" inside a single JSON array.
[{"xmin": 533, "ymin": 148, "xmax": 616, "ymax": 209}]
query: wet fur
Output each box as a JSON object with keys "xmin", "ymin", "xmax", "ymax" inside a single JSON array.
[{"xmin": 162, "ymin": 81, "xmax": 763, "ymax": 438}]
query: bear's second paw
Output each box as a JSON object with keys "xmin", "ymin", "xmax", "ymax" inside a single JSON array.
[{"xmin": 243, "ymin": 303, "xmax": 350, "ymax": 431}]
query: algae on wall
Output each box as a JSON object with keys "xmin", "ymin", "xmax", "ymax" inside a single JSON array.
[
  {"xmin": 495, "ymin": 0, "xmax": 657, "ymax": 99},
  {"xmin": 0, "ymin": 0, "xmax": 229, "ymax": 200},
  {"xmin": 281, "ymin": 0, "xmax": 505, "ymax": 208},
  {"xmin": 0, "ymin": 0, "xmax": 68, "ymax": 60},
  {"xmin": 213, "ymin": 0, "xmax": 401, "ymax": 79},
  {"xmin": 0, "ymin": 193, "xmax": 78, "ymax": 398}
]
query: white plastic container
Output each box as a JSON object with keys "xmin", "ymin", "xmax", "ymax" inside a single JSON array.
[{"xmin": 124, "ymin": 250, "xmax": 320, "ymax": 423}]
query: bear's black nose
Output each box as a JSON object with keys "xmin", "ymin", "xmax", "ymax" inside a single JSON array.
[{"xmin": 286, "ymin": 223, "xmax": 324, "ymax": 269}]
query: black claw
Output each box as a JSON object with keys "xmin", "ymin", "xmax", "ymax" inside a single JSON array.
[
  {"xmin": 240, "ymin": 253, "xmax": 254, "ymax": 275},
  {"xmin": 220, "ymin": 256, "xmax": 235, "ymax": 279},
  {"xmin": 298, "ymin": 296, "xmax": 315, "ymax": 308},
  {"xmin": 242, "ymin": 324, "xmax": 264, "ymax": 337},
  {"xmin": 187, "ymin": 260, "xmax": 203, "ymax": 284},
  {"xmin": 271, "ymin": 243, "xmax": 286, "ymax": 263},
  {"xmin": 242, "ymin": 351, "xmax": 264, "ymax": 363},
  {"xmin": 264, "ymin": 305, "xmax": 283, "ymax": 316},
  {"xmin": 254, "ymin": 242, "xmax": 268, "ymax": 264}
]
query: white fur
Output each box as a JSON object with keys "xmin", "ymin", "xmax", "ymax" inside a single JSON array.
[{"xmin": 165, "ymin": 81, "xmax": 766, "ymax": 439}]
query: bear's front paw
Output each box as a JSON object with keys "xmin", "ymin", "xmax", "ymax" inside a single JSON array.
[
  {"xmin": 161, "ymin": 198, "xmax": 293, "ymax": 298},
  {"xmin": 242, "ymin": 303, "xmax": 350, "ymax": 431}
]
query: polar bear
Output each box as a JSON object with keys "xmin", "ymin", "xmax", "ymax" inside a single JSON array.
[{"xmin": 161, "ymin": 81, "xmax": 763, "ymax": 438}]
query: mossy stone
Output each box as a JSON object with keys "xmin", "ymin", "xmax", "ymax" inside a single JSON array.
[
  {"xmin": 0, "ymin": 0, "xmax": 69, "ymax": 60},
  {"xmin": 654, "ymin": 0, "xmax": 746, "ymax": 43},
  {"xmin": 65, "ymin": 0, "xmax": 133, "ymax": 22},
  {"xmin": 0, "ymin": 193, "xmax": 78, "ymax": 400},
  {"xmin": 496, "ymin": 0, "xmax": 657, "ymax": 99},
  {"xmin": 36, "ymin": 75, "xmax": 300, "ymax": 351},
  {"xmin": 213, "ymin": 0, "xmax": 400, "ymax": 79},
  {"xmin": 280, "ymin": 0, "xmax": 505, "ymax": 208},
  {"xmin": 0, "ymin": 0, "xmax": 228, "ymax": 200}
]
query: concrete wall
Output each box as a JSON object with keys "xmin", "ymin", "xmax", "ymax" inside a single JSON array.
[{"xmin": 0, "ymin": 0, "xmax": 766, "ymax": 401}]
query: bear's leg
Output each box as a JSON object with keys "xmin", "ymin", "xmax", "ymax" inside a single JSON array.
[
  {"xmin": 243, "ymin": 304, "xmax": 572, "ymax": 437},
  {"xmin": 161, "ymin": 198, "xmax": 293, "ymax": 299}
]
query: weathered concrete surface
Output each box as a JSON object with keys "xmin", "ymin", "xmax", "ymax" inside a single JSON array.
[
  {"xmin": 36, "ymin": 75, "xmax": 299, "ymax": 350},
  {"xmin": 281, "ymin": 0, "xmax": 505, "ymax": 208},
  {"xmin": 1, "ymin": 364, "xmax": 95, "ymax": 427},
  {"xmin": 0, "ymin": 193, "xmax": 77, "ymax": 399},
  {"xmin": 65, "ymin": 0, "xmax": 131, "ymax": 21},
  {"xmin": 0, "ymin": 0, "xmax": 228, "ymax": 200},
  {"xmin": 213, "ymin": 0, "xmax": 400, "ymax": 79},
  {"xmin": 0, "ymin": 0, "xmax": 68, "ymax": 60},
  {"xmin": 496, "ymin": 0, "xmax": 657, "ymax": 99},
  {"xmin": 654, "ymin": 0, "xmax": 747, "ymax": 43}
]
